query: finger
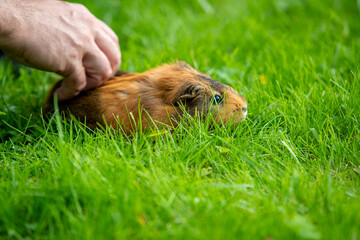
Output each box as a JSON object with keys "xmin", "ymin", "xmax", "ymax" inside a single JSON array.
[
  {"xmin": 96, "ymin": 19, "xmax": 119, "ymax": 43},
  {"xmin": 82, "ymin": 43, "xmax": 113, "ymax": 91},
  {"xmin": 55, "ymin": 64, "xmax": 86, "ymax": 101},
  {"xmin": 96, "ymin": 20, "xmax": 121, "ymax": 69},
  {"xmin": 95, "ymin": 27, "xmax": 121, "ymax": 75}
]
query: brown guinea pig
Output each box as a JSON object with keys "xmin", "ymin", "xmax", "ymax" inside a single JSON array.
[{"xmin": 43, "ymin": 61, "xmax": 247, "ymax": 134}]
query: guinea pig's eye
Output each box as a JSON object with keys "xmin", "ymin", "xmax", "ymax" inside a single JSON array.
[{"xmin": 212, "ymin": 94, "xmax": 223, "ymax": 104}]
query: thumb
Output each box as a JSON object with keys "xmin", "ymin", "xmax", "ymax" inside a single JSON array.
[{"xmin": 55, "ymin": 65, "xmax": 87, "ymax": 101}]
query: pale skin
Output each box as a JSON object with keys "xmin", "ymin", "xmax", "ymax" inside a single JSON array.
[{"xmin": 0, "ymin": 0, "xmax": 121, "ymax": 101}]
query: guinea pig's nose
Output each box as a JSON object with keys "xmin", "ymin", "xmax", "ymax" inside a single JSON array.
[{"xmin": 241, "ymin": 107, "xmax": 247, "ymax": 112}]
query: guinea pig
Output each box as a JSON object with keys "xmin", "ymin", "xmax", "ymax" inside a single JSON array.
[{"xmin": 43, "ymin": 61, "xmax": 248, "ymax": 134}]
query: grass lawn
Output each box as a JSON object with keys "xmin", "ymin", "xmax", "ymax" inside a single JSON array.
[{"xmin": 1, "ymin": 0, "xmax": 360, "ymax": 239}]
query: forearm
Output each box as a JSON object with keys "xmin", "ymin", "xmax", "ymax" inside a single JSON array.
[{"xmin": 0, "ymin": 0, "xmax": 22, "ymax": 48}]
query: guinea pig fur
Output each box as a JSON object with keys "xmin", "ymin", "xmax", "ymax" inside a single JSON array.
[{"xmin": 43, "ymin": 61, "xmax": 248, "ymax": 134}]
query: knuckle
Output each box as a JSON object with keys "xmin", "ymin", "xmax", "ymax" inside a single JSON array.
[
  {"xmin": 113, "ymin": 34, "xmax": 119, "ymax": 43},
  {"xmin": 72, "ymin": 3, "xmax": 95, "ymax": 23},
  {"xmin": 112, "ymin": 51, "xmax": 121, "ymax": 68},
  {"xmin": 80, "ymin": 33, "xmax": 93, "ymax": 44},
  {"xmin": 74, "ymin": 3, "xmax": 89, "ymax": 13},
  {"xmin": 70, "ymin": 71, "xmax": 86, "ymax": 92},
  {"xmin": 103, "ymin": 67, "xmax": 113, "ymax": 79},
  {"xmin": 113, "ymin": 57, "xmax": 121, "ymax": 69},
  {"xmin": 74, "ymin": 80, "xmax": 86, "ymax": 92}
]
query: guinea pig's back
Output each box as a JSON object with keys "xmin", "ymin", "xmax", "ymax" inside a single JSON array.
[
  {"xmin": 42, "ymin": 82, "xmax": 105, "ymax": 128},
  {"xmin": 98, "ymin": 74, "xmax": 179, "ymax": 130},
  {"xmin": 42, "ymin": 62, "xmax": 248, "ymax": 132},
  {"xmin": 42, "ymin": 74, "xmax": 158, "ymax": 130}
]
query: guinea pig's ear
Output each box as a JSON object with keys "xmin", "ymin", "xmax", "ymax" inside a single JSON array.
[
  {"xmin": 174, "ymin": 84, "xmax": 203, "ymax": 106},
  {"xmin": 176, "ymin": 61, "xmax": 194, "ymax": 70}
]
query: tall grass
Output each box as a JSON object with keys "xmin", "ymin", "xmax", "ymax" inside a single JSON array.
[{"xmin": 1, "ymin": 0, "xmax": 360, "ymax": 239}]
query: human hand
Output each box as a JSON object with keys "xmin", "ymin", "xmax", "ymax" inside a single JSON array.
[{"xmin": 0, "ymin": 0, "xmax": 121, "ymax": 101}]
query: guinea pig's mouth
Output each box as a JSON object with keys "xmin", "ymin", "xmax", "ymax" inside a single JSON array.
[{"xmin": 206, "ymin": 106, "xmax": 247, "ymax": 126}]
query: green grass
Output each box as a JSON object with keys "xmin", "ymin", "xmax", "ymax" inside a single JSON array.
[{"xmin": 1, "ymin": 0, "xmax": 360, "ymax": 239}]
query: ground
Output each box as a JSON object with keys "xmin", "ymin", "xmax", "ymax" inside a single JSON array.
[{"xmin": 1, "ymin": 0, "xmax": 360, "ymax": 239}]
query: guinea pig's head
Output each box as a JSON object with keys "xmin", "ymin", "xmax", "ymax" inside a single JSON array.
[{"xmin": 149, "ymin": 61, "xmax": 248, "ymax": 125}]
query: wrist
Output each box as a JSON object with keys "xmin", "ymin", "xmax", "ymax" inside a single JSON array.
[{"xmin": 0, "ymin": 0, "xmax": 22, "ymax": 48}]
